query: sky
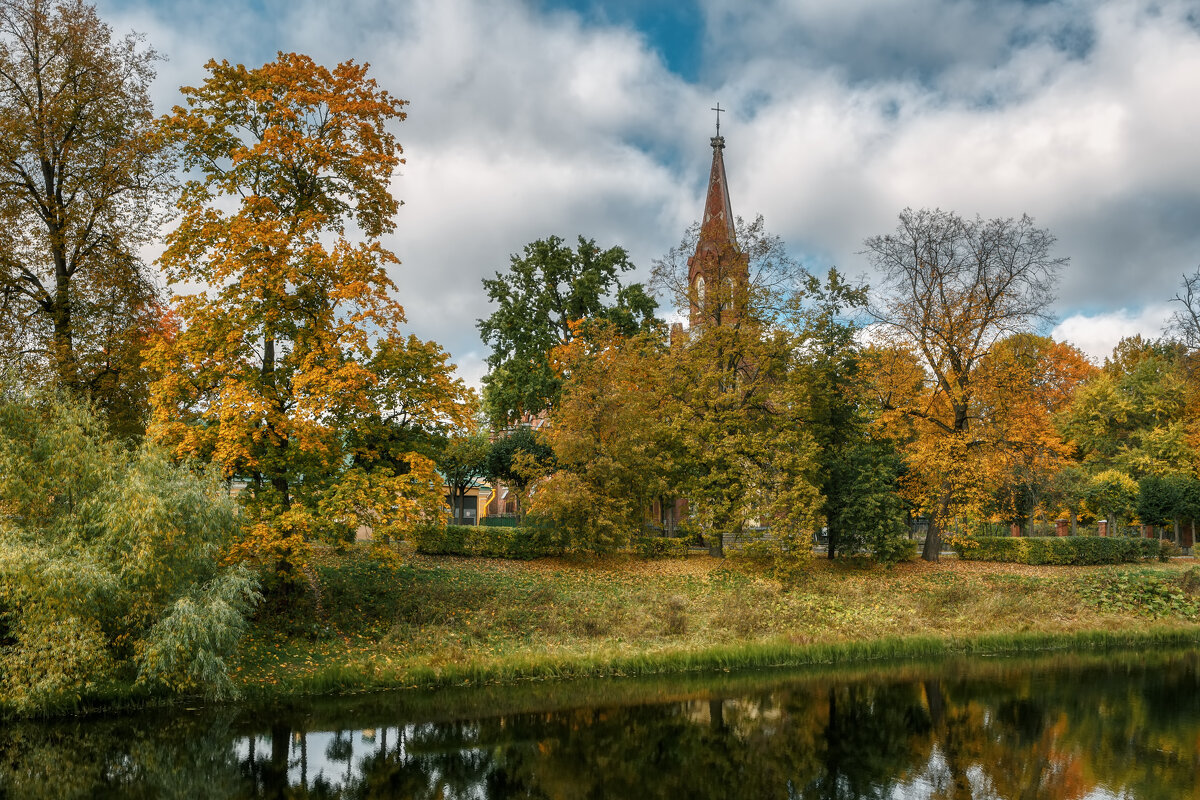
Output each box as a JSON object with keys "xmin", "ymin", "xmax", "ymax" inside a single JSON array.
[{"xmin": 103, "ymin": 0, "xmax": 1200, "ymax": 385}]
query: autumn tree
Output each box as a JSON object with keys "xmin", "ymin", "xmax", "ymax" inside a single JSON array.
[
  {"xmin": 865, "ymin": 208, "xmax": 1066, "ymax": 561},
  {"xmin": 652, "ymin": 215, "xmax": 821, "ymax": 560},
  {"xmin": 975, "ymin": 334, "xmax": 1095, "ymax": 531},
  {"xmin": 478, "ymin": 235, "xmax": 657, "ymax": 426},
  {"xmin": 0, "ymin": 0, "xmax": 172, "ymax": 434},
  {"xmin": 150, "ymin": 54, "xmax": 452, "ymax": 572},
  {"xmin": 528, "ymin": 320, "xmax": 676, "ymax": 552}
]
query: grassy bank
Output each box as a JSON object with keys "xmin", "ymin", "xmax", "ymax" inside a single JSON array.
[{"xmin": 232, "ymin": 547, "xmax": 1200, "ymax": 700}]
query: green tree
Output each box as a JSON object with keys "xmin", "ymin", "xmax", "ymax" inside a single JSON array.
[
  {"xmin": 0, "ymin": 388, "xmax": 257, "ymax": 714},
  {"xmin": 0, "ymin": 0, "xmax": 172, "ymax": 434},
  {"xmin": 486, "ymin": 426, "xmax": 555, "ymax": 521},
  {"xmin": 795, "ymin": 268, "xmax": 909, "ymax": 561},
  {"xmin": 1058, "ymin": 336, "xmax": 1190, "ymax": 478},
  {"xmin": 439, "ymin": 430, "xmax": 491, "ymax": 525},
  {"xmin": 478, "ymin": 235, "xmax": 657, "ymax": 426}
]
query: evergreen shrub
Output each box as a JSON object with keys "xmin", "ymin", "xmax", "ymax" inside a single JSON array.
[
  {"xmin": 412, "ymin": 525, "xmax": 561, "ymax": 559},
  {"xmin": 635, "ymin": 536, "xmax": 692, "ymax": 559},
  {"xmin": 954, "ymin": 535, "xmax": 1169, "ymax": 565}
]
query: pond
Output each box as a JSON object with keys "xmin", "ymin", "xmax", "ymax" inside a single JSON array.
[{"xmin": 2, "ymin": 648, "xmax": 1198, "ymax": 798}]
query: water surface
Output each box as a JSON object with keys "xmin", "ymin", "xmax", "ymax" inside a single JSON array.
[{"xmin": 2, "ymin": 649, "xmax": 1197, "ymax": 798}]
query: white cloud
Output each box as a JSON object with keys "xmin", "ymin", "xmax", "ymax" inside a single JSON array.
[
  {"xmin": 1051, "ymin": 304, "xmax": 1175, "ymax": 362},
  {"xmin": 96, "ymin": 0, "xmax": 1200, "ymax": 382}
]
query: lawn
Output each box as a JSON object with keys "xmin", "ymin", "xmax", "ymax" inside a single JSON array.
[{"xmin": 232, "ymin": 547, "xmax": 1200, "ymax": 699}]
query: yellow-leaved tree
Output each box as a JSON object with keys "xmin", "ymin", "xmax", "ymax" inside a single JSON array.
[{"xmin": 149, "ymin": 53, "xmax": 466, "ymax": 578}]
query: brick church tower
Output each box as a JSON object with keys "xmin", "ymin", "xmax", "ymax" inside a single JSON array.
[{"xmin": 686, "ymin": 128, "xmax": 748, "ymax": 327}]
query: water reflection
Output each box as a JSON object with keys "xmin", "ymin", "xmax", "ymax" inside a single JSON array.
[{"xmin": 2, "ymin": 650, "xmax": 1198, "ymax": 798}]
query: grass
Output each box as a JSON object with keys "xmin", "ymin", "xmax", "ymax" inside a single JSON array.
[{"xmin": 230, "ymin": 546, "xmax": 1200, "ymax": 701}]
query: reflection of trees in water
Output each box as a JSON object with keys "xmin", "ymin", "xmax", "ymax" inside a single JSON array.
[{"xmin": 2, "ymin": 653, "xmax": 1199, "ymax": 798}]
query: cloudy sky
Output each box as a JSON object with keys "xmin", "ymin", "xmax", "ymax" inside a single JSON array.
[{"xmin": 103, "ymin": 0, "xmax": 1200, "ymax": 384}]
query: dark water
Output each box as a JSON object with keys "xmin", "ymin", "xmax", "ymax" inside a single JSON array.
[{"xmin": 2, "ymin": 649, "xmax": 1199, "ymax": 799}]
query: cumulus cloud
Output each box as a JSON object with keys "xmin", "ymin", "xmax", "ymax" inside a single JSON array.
[
  {"xmin": 1052, "ymin": 304, "xmax": 1176, "ymax": 362},
  {"xmin": 98, "ymin": 0, "xmax": 1200, "ymax": 389}
]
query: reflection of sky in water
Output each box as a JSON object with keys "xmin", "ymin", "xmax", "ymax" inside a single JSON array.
[{"xmin": 236, "ymin": 727, "xmax": 493, "ymax": 797}]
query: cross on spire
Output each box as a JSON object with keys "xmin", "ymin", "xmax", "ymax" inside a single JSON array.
[{"xmin": 711, "ymin": 102, "xmax": 724, "ymax": 137}]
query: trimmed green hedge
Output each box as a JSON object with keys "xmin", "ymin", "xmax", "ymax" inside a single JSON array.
[
  {"xmin": 954, "ymin": 535, "xmax": 1170, "ymax": 565},
  {"xmin": 635, "ymin": 536, "xmax": 692, "ymax": 559},
  {"xmin": 412, "ymin": 525, "xmax": 562, "ymax": 560}
]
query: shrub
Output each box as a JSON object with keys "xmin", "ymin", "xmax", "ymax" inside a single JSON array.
[
  {"xmin": 953, "ymin": 535, "xmax": 1164, "ymax": 565},
  {"xmin": 634, "ymin": 536, "xmax": 691, "ymax": 559},
  {"xmin": 411, "ymin": 525, "xmax": 562, "ymax": 560},
  {"xmin": 0, "ymin": 389, "xmax": 258, "ymax": 714}
]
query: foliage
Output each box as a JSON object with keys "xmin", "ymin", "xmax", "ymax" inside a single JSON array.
[
  {"xmin": 150, "ymin": 53, "xmax": 455, "ymax": 572},
  {"xmin": 410, "ymin": 524, "xmax": 560, "ymax": 560},
  {"xmin": 635, "ymin": 536, "xmax": 693, "ymax": 559},
  {"xmin": 1085, "ymin": 469, "xmax": 1139, "ymax": 528},
  {"xmin": 865, "ymin": 208, "xmax": 1066, "ymax": 560},
  {"xmin": 532, "ymin": 322, "xmax": 673, "ymax": 552},
  {"xmin": 795, "ymin": 268, "xmax": 910, "ymax": 562},
  {"xmin": 953, "ymin": 535, "xmax": 1166, "ymax": 565},
  {"xmin": 651, "ymin": 215, "xmax": 823, "ymax": 559},
  {"xmin": 486, "ymin": 426, "xmax": 555, "ymax": 520},
  {"xmin": 1080, "ymin": 569, "xmax": 1200, "ymax": 618},
  {"xmin": 0, "ymin": 0, "xmax": 172, "ymax": 435},
  {"xmin": 1058, "ymin": 336, "xmax": 1191, "ymax": 478},
  {"xmin": 439, "ymin": 430, "xmax": 491, "ymax": 525},
  {"xmin": 0, "ymin": 389, "xmax": 257, "ymax": 714},
  {"xmin": 478, "ymin": 235, "xmax": 657, "ymax": 426}
]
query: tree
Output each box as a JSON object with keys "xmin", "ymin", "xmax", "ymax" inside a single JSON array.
[
  {"xmin": 478, "ymin": 235, "xmax": 657, "ymax": 426},
  {"xmin": 652, "ymin": 215, "xmax": 822, "ymax": 560},
  {"xmin": 0, "ymin": 0, "xmax": 171, "ymax": 431},
  {"xmin": 1167, "ymin": 266, "xmax": 1200, "ymax": 353},
  {"xmin": 976, "ymin": 334, "xmax": 1095, "ymax": 531},
  {"xmin": 149, "ymin": 53, "xmax": 445, "ymax": 573},
  {"xmin": 795, "ymin": 268, "xmax": 909, "ymax": 561},
  {"xmin": 1057, "ymin": 336, "xmax": 1190, "ymax": 478},
  {"xmin": 865, "ymin": 208, "xmax": 1067, "ymax": 560},
  {"xmin": 439, "ymin": 430, "xmax": 491, "ymax": 526},
  {"xmin": 0, "ymin": 387, "xmax": 257, "ymax": 714},
  {"xmin": 529, "ymin": 321, "xmax": 675, "ymax": 552},
  {"xmin": 486, "ymin": 426, "xmax": 554, "ymax": 521}
]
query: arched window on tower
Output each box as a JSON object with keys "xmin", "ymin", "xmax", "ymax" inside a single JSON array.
[{"xmin": 695, "ymin": 276, "xmax": 706, "ymax": 310}]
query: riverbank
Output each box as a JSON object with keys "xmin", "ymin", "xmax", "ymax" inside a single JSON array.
[{"xmin": 231, "ymin": 547, "xmax": 1200, "ymax": 701}]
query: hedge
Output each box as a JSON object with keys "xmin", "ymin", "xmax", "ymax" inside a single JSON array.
[
  {"xmin": 412, "ymin": 525, "xmax": 562, "ymax": 560},
  {"xmin": 634, "ymin": 536, "xmax": 692, "ymax": 559},
  {"xmin": 954, "ymin": 535, "xmax": 1170, "ymax": 565}
]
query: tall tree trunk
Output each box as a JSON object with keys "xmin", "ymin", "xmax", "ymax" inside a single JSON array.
[{"xmin": 922, "ymin": 490, "xmax": 951, "ymax": 562}]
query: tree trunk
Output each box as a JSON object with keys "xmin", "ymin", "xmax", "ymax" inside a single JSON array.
[{"xmin": 923, "ymin": 491, "xmax": 951, "ymax": 562}]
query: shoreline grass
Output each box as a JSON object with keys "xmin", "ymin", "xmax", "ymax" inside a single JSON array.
[
  {"xmin": 236, "ymin": 624, "xmax": 1200, "ymax": 703},
  {"xmin": 12, "ymin": 549, "xmax": 1200, "ymax": 719}
]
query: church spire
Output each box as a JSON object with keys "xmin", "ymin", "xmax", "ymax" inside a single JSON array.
[{"xmin": 688, "ymin": 110, "xmax": 745, "ymax": 326}]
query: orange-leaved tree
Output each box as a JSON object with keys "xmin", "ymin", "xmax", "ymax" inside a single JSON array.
[
  {"xmin": 864, "ymin": 208, "xmax": 1066, "ymax": 560},
  {"xmin": 149, "ymin": 53, "xmax": 454, "ymax": 577}
]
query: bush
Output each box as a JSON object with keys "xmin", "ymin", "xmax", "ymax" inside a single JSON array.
[
  {"xmin": 635, "ymin": 536, "xmax": 691, "ymax": 559},
  {"xmin": 412, "ymin": 525, "xmax": 562, "ymax": 560},
  {"xmin": 0, "ymin": 389, "xmax": 258, "ymax": 714},
  {"xmin": 953, "ymin": 535, "xmax": 1166, "ymax": 565}
]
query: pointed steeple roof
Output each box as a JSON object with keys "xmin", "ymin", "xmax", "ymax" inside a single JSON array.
[{"xmin": 699, "ymin": 135, "xmax": 736, "ymax": 249}]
